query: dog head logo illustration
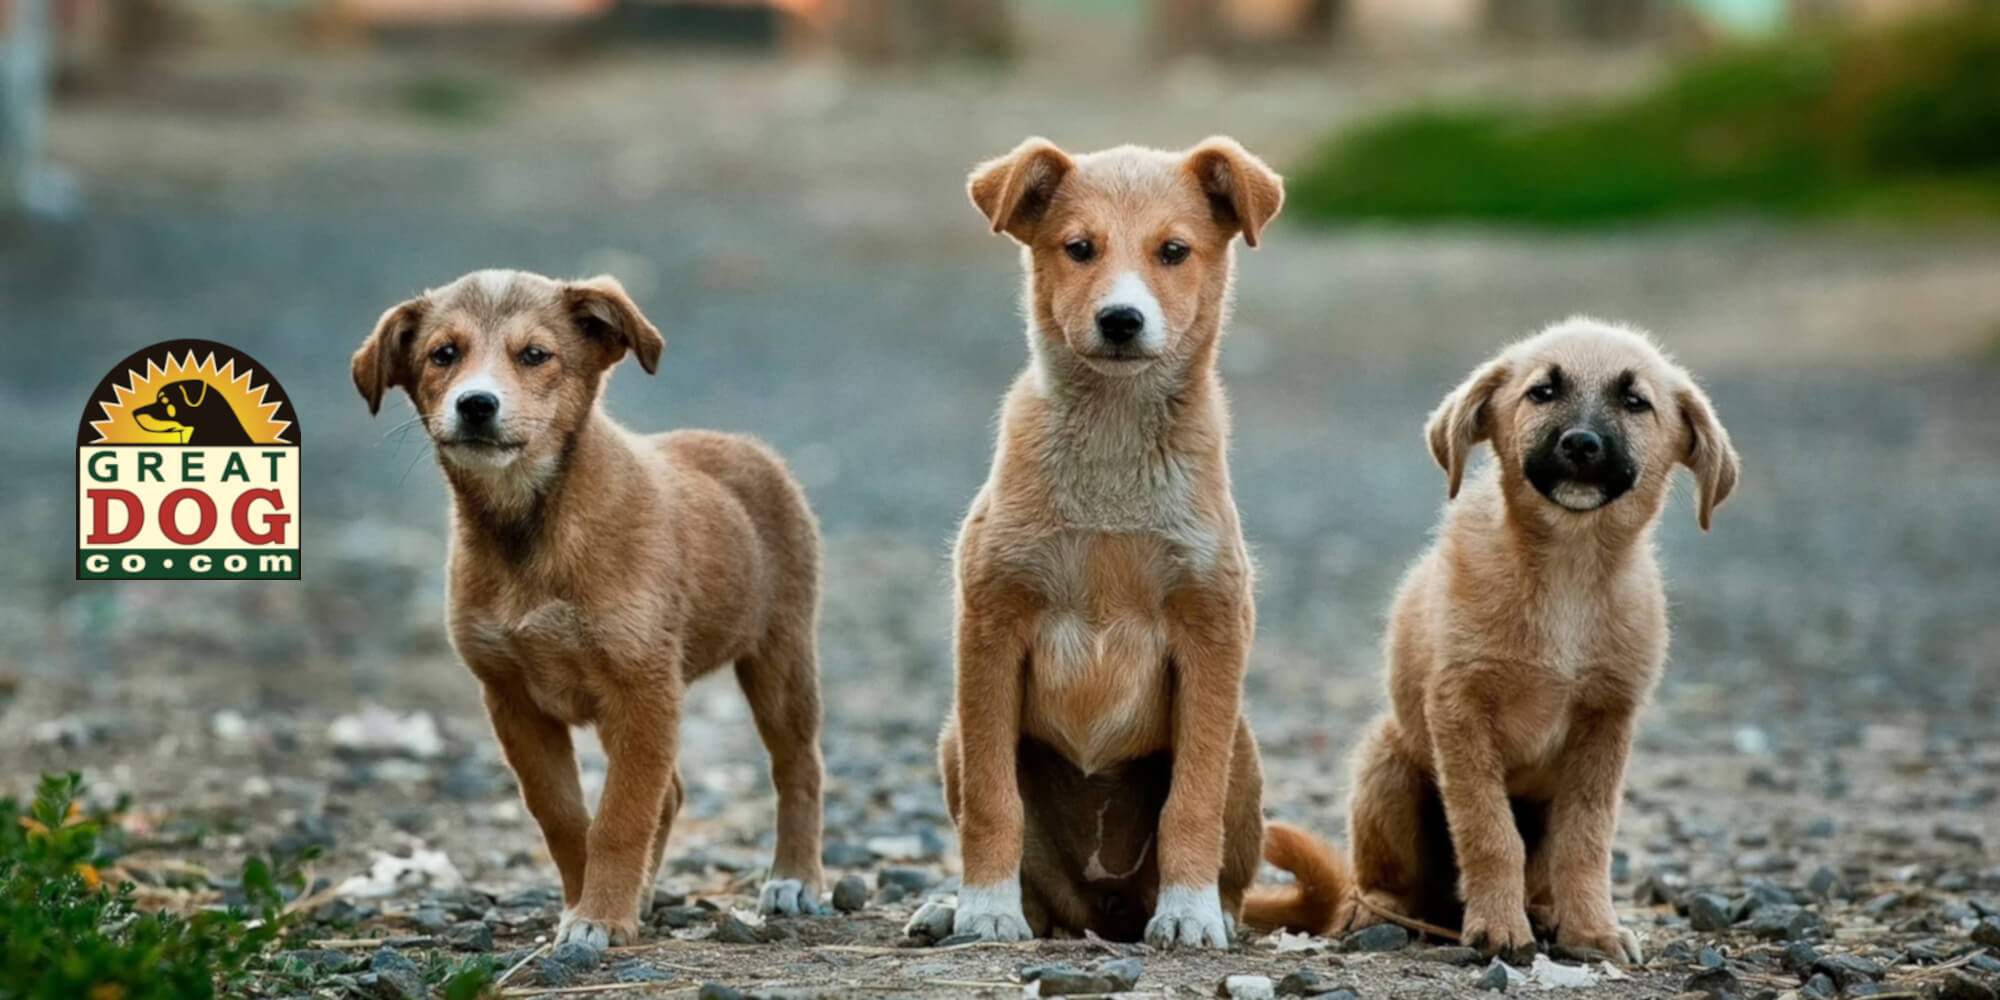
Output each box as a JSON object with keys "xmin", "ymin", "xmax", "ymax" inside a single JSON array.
[{"xmin": 76, "ymin": 341, "xmax": 302, "ymax": 580}]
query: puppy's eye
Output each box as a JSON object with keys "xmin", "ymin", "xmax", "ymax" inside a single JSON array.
[
  {"xmin": 1527, "ymin": 382, "xmax": 1559, "ymax": 403},
  {"xmin": 1623, "ymin": 392, "xmax": 1652, "ymax": 413},
  {"xmin": 429, "ymin": 344, "xmax": 458, "ymax": 368},
  {"xmin": 518, "ymin": 346, "xmax": 552, "ymax": 367},
  {"xmin": 1159, "ymin": 240, "xmax": 1191, "ymax": 266},
  {"xmin": 1063, "ymin": 239, "xmax": 1095, "ymax": 263}
]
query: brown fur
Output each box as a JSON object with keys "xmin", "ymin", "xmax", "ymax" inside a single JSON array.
[
  {"xmin": 352, "ymin": 269, "xmax": 826, "ymax": 947},
  {"xmin": 931, "ymin": 137, "xmax": 1282, "ymax": 949},
  {"xmin": 1244, "ymin": 318, "xmax": 1739, "ymax": 965}
]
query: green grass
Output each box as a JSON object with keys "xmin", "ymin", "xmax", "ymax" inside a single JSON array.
[
  {"xmin": 0, "ymin": 774, "xmax": 496, "ymax": 999},
  {"xmin": 1289, "ymin": 10, "xmax": 2000, "ymax": 226}
]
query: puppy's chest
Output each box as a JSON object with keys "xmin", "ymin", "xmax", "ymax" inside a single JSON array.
[
  {"xmin": 1017, "ymin": 535, "xmax": 1180, "ymax": 773},
  {"xmin": 454, "ymin": 594, "xmax": 656, "ymax": 726}
]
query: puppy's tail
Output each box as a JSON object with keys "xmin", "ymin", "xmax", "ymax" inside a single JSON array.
[{"xmin": 1241, "ymin": 821, "xmax": 1353, "ymax": 935}]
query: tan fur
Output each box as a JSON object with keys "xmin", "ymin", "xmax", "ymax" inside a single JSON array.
[
  {"xmin": 352, "ymin": 269, "xmax": 826, "ymax": 947},
  {"xmin": 1247, "ymin": 318, "xmax": 1739, "ymax": 966},
  {"xmin": 934, "ymin": 137, "xmax": 1282, "ymax": 949}
]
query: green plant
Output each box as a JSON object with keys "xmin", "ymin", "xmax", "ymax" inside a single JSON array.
[
  {"xmin": 0, "ymin": 774, "xmax": 302, "ymax": 1000},
  {"xmin": 1289, "ymin": 8, "xmax": 2000, "ymax": 226}
]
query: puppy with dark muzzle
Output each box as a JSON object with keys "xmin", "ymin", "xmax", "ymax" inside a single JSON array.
[
  {"xmin": 1245, "ymin": 317, "xmax": 1741, "ymax": 965},
  {"xmin": 352, "ymin": 270, "xmax": 828, "ymax": 948}
]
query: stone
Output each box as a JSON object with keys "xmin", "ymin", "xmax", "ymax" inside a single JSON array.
[
  {"xmin": 1217, "ymin": 975, "xmax": 1276, "ymax": 1000},
  {"xmin": 1803, "ymin": 973, "xmax": 1836, "ymax": 999},
  {"xmin": 1476, "ymin": 962, "xmax": 1511, "ymax": 992},
  {"xmin": 831, "ymin": 873, "xmax": 869, "ymax": 912},
  {"xmin": 1682, "ymin": 966, "xmax": 1739, "ymax": 998},
  {"xmin": 654, "ymin": 904, "xmax": 709, "ymax": 929},
  {"xmin": 1861, "ymin": 892, "xmax": 1903, "ymax": 918},
  {"xmin": 1342, "ymin": 923, "xmax": 1410, "ymax": 952},
  {"xmin": 1276, "ymin": 968, "xmax": 1325, "ymax": 995},
  {"xmin": 697, "ymin": 986, "xmax": 745, "ymax": 1000},
  {"xmin": 1973, "ymin": 916, "xmax": 2000, "ymax": 949},
  {"xmin": 1023, "ymin": 959, "xmax": 1142, "ymax": 996},
  {"xmin": 1937, "ymin": 971, "xmax": 1999, "ymax": 1000},
  {"xmin": 547, "ymin": 941, "xmax": 602, "ymax": 973},
  {"xmin": 1743, "ymin": 904, "xmax": 1818, "ymax": 941},
  {"xmin": 1781, "ymin": 940, "xmax": 1820, "ymax": 971},
  {"xmin": 613, "ymin": 962, "xmax": 673, "ymax": 983},
  {"xmin": 877, "ymin": 866, "xmax": 938, "ymax": 894},
  {"xmin": 711, "ymin": 914, "xmax": 764, "ymax": 945},
  {"xmin": 1418, "ymin": 946, "xmax": 1483, "ymax": 966},
  {"xmin": 1806, "ymin": 866, "xmax": 1844, "ymax": 900},
  {"xmin": 1697, "ymin": 945, "xmax": 1725, "ymax": 968},
  {"xmin": 442, "ymin": 920, "xmax": 492, "ymax": 952},
  {"xmin": 1687, "ymin": 892, "xmax": 1734, "ymax": 932},
  {"xmin": 1810, "ymin": 952, "xmax": 1883, "ymax": 988},
  {"xmin": 367, "ymin": 949, "xmax": 426, "ymax": 1000}
]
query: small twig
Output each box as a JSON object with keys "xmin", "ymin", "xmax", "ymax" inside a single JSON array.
[
  {"xmin": 1356, "ymin": 895, "xmax": 1461, "ymax": 943},
  {"xmin": 306, "ymin": 936, "xmax": 435, "ymax": 949},
  {"xmin": 495, "ymin": 942, "xmax": 551, "ymax": 988},
  {"xmin": 499, "ymin": 983, "xmax": 692, "ymax": 998}
]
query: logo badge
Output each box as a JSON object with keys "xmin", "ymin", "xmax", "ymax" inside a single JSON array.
[{"xmin": 76, "ymin": 340, "xmax": 301, "ymax": 580}]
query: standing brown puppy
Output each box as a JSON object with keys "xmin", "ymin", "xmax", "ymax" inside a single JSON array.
[
  {"xmin": 1246, "ymin": 318, "xmax": 1740, "ymax": 964},
  {"xmin": 916, "ymin": 137, "xmax": 1282, "ymax": 949},
  {"xmin": 352, "ymin": 269, "xmax": 827, "ymax": 948}
]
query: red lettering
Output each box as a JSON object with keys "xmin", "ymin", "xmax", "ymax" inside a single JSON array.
[
  {"xmin": 86, "ymin": 490, "xmax": 144, "ymax": 544},
  {"xmin": 159, "ymin": 489, "xmax": 217, "ymax": 545},
  {"xmin": 232, "ymin": 490, "xmax": 290, "ymax": 545}
]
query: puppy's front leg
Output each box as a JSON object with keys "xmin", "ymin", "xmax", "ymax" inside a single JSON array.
[
  {"xmin": 560, "ymin": 676, "xmax": 681, "ymax": 949},
  {"xmin": 1149, "ymin": 589, "xmax": 1251, "ymax": 951},
  {"xmin": 484, "ymin": 685, "xmax": 590, "ymax": 907},
  {"xmin": 948, "ymin": 590, "xmax": 1033, "ymax": 942},
  {"xmin": 1544, "ymin": 709, "xmax": 1642, "ymax": 963},
  {"xmin": 1427, "ymin": 665, "xmax": 1536, "ymax": 961}
]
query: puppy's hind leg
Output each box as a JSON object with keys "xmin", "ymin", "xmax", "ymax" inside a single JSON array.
[
  {"xmin": 736, "ymin": 621, "xmax": 827, "ymax": 916},
  {"xmin": 1347, "ymin": 717, "xmax": 1443, "ymax": 934}
]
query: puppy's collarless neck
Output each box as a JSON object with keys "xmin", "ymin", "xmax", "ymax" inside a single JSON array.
[{"xmin": 447, "ymin": 415, "xmax": 607, "ymax": 564}]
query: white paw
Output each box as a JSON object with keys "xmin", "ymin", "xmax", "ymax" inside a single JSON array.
[
  {"xmin": 952, "ymin": 878, "xmax": 1032, "ymax": 942},
  {"xmin": 553, "ymin": 909, "xmax": 612, "ymax": 951},
  {"xmin": 758, "ymin": 878, "xmax": 823, "ymax": 917},
  {"xmin": 1145, "ymin": 884, "xmax": 1230, "ymax": 950}
]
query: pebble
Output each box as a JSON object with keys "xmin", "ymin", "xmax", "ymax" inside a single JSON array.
[
  {"xmin": 1216, "ymin": 975, "xmax": 1275, "ymax": 1000},
  {"xmin": 1803, "ymin": 973, "xmax": 1837, "ymax": 999},
  {"xmin": 1476, "ymin": 962, "xmax": 1511, "ymax": 992},
  {"xmin": 654, "ymin": 904, "xmax": 710, "ymax": 929},
  {"xmin": 831, "ymin": 873, "xmax": 869, "ymax": 912},
  {"xmin": 1023, "ymin": 958, "xmax": 1143, "ymax": 995},
  {"xmin": 821, "ymin": 842, "xmax": 874, "ymax": 867},
  {"xmin": 1687, "ymin": 892, "xmax": 1734, "ymax": 932},
  {"xmin": 698, "ymin": 986, "xmax": 745, "ymax": 1000},
  {"xmin": 613, "ymin": 961, "xmax": 673, "ymax": 983},
  {"xmin": 1972, "ymin": 916, "xmax": 2000, "ymax": 949},
  {"xmin": 1937, "ymin": 971, "xmax": 1999, "ymax": 1000},
  {"xmin": 1744, "ymin": 904, "xmax": 1819, "ymax": 941},
  {"xmin": 547, "ymin": 941, "xmax": 602, "ymax": 974},
  {"xmin": 368, "ymin": 949, "xmax": 426, "ymax": 1000},
  {"xmin": 1733, "ymin": 850, "xmax": 1795, "ymax": 874},
  {"xmin": 711, "ymin": 914, "xmax": 764, "ymax": 945},
  {"xmin": 1341, "ymin": 923, "xmax": 1410, "ymax": 952},
  {"xmin": 878, "ymin": 866, "xmax": 938, "ymax": 894},
  {"xmin": 1811, "ymin": 952, "xmax": 1883, "ymax": 988},
  {"xmin": 1276, "ymin": 969, "xmax": 1325, "ymax": 995},
  {"xmin": 1806, "ymin": 865, "xmax": 1844, "ymax": 900},
  {"xmin": 442, "ymin": 919, "xmax": 492, "ymax": 952},
  {"xmin": 1682, "ymin": 967, "xmax": 1739, "ymax": 998},
  {"xmin": 1781, "ymin": 940, "xmax": 1820, "ymax": 971},
  {"xmin": 1417, "ymin": 946, "xmax": 1482, "ymax": 966},
  {"xmin": 1696, "ymin": 945, "xmax": 1724, "ymax": 968}
]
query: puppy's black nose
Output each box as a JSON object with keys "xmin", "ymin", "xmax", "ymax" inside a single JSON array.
[
  {"xmin": 1095, "ymin": 306, "xmax": 1145, "ymax": 345},
  {"xmin": 457, "ymin": 391, "xmax": 499, "ymax": 424},
  {"xmin": 1558, "ymin": 428, "xmax": 1604, "ymax": 464}
]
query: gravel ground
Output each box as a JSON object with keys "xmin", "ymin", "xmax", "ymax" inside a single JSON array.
[{"xmin": 1, "ymin": 44, "xmax": 1998, "ymax": 999}]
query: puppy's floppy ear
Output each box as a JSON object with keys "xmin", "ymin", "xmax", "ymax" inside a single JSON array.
[
  {"xmin": 1425, "ymin": 358, "xmax": 1511, "ymax": 499},
  {"xmin": 564, "ymin": 275, "xmax": 664, "ymax": 374},
  {"xmin": 352, "ymin": 297, "xmax": 426, "ymax": 416},
  {"xmin": 1675, "ymin": 381, "xmax": 1740, "ymax": 531},
  {"xmin": 968, "ymin": 137, "xmax": 1075, "ymax": 243},
  {"xmin": 1185, "ymin": 136, "xmax": 1285, "ymax": 248}
]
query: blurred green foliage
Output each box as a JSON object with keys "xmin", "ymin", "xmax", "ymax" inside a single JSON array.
[{"xmin": 1290, "ymin": 9, "xmax": 2000, "ymax": 225}]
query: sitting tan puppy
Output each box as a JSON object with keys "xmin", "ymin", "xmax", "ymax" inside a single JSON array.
[
  {"xmin": 352, "ymin": 270, "xmax": 826, "ymax": 948},
  {"xmin": 916, "ymin": 137, "xmax": 1283, "ymax": 950},
  {"xmin": 1246, "ymin": 318, "xmax": 1739, "ymax": 964}
]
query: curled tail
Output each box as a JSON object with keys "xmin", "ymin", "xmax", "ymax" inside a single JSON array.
[{"xmin": 1241, "ymin": 821, "xmax": 1353, "ymax": 935}]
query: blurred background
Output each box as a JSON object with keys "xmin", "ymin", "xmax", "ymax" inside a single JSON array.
[{"xmin": 0, "ymin": 0, "xmax": 1996, "ymax": 976}]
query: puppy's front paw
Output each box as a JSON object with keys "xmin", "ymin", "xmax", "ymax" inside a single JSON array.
[
  {"xmin": 1461, "ymin": 899, "xmax": 1536, "ymax": 964},
  {"xmin": 1144, "ymin": 884, "xmax": 1231, "ymax": 950},
  {"xmin": 758, "ymin": 877, "xmax": 824, "ymax": 917},
  {"xmin": 553, "ymin": 907, "xmax": 636, "ymax": 950},
  {"xmin": 951, "ymin": 879, "xmax": 1032, "ymax": 942},
  {"xmin": 1556, "ymin": 922, "xmax": 1643, "ymax": 964}
]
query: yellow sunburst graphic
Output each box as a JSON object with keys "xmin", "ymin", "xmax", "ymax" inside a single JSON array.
[{"xmin": 88, "ymin": 352, "xmax": 292, "ymax": 445}]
